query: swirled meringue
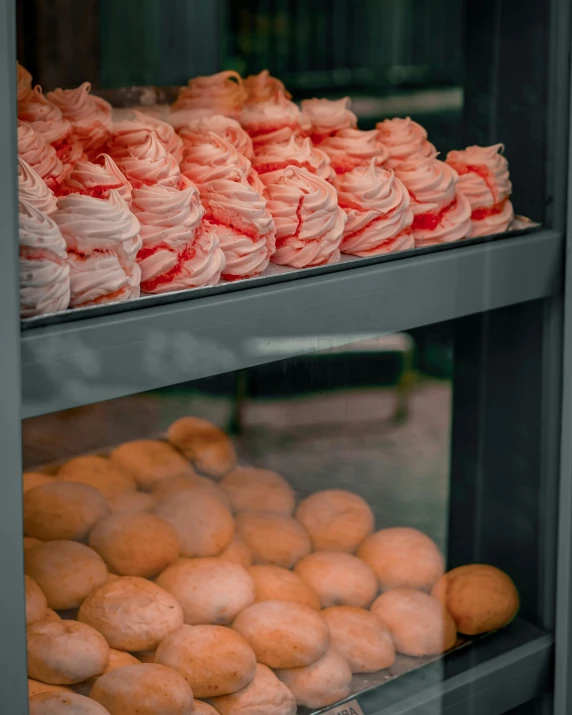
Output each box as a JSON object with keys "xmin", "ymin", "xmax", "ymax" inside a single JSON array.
[
  {"xmin": 240, "ymin": 91, "xmax": 305, "ymax": 147},
  {"xmin": 300, "ymin": 97, "xmax": 358, "ymax": 142},
  {"xmin": 17, "ymin": 62, "xmax": 33, "ymax": 103},
  {"xmin": 446, "ymin": 144, "xmax": 514, "ymax": 237},
  {"xmin": 172, "ymin": 70, "xmax": 247, "ymax": 119},
  {"xmin": 179, "ymin": 114, "xmax": 254, "ymax": 159},
  {"xmin": 319, "ymin": 128, "xmax": 389, "ymax": 175},
  {"xmin": 376, "ymin": 117, "xmax": 436, "ymax": 169},
  {"xmin": 18, "ymin": 157, "xmax": 57, "ymax": 215},
  {"xmin": 264, "ymin": 166, "xmax": 346, "ymax": 268},
  {"xmin": 244, "ymin": 70, "xmax": 292, "ymax": 104},
  {"xmin": 109, "ymin": 111, "xmax": 184, "ymax": 163},
  {"xmin": 252, "ymin": 135, "xmax": 334, "ymax": 184},
  {"xmin": 19, "ymin": 199, "xmax": 70, "ymax": 317},
  {"xmin": 111, "ymin": 131, "xmax": 182, "ymax": 190},
  {"xmin": 58, "ymin": 154, "xmax": 133, "ymax": 205},
  {"xmin": 18, "ymin": 121, "xmax": 65, "ymax": 190},
  {"xmin": 334, "ymin": 161, "xmax": 414, "ymax": 256},
  {"xmin": 180, "ymin": 132, "xmax": 252, "ymax": 185}
]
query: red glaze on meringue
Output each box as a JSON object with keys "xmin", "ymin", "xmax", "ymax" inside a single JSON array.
[
  {"xmin": 111, "ymin": 131, "xmax": 182, "ymax": 190},
  {"xmin": 179, "ymin": 114, "xmax": 254, "ymax": 160},
  {"xmin": 17, "ymin": 62, "xmax": 34, "ymax": 103},
  {"xmin": 253, "ymin": 135, "xmax": 334, "ymax": 184},
  {"xmin": 18, "ymin": 121, "xmax": 65, "ymax": 191},
  {"xmin": 180, "ymin": 132, "xmax": 252, "ymax": 185},
  {"xmin": 376, "ymin": 117, "xmax": 436, "ymax": 169},
  {"xmin": 244, "ymin": 70, "xmax": 292, "ymax": 104},
  {"xmin": 334, "ymin": 160, "xmax": 414, "ymax": 256},
  {"xmin": 109, "ymin": 111, "xmax": 184, "ymax": 163},
  {"xmin": 18, "ymin": 157, "xmax": 58, "ymax": 215},
  {"xmin": 240, "ymin": 92, "xmax": 306, "ymax": 148},
  {"xmin": 172, "ymin": 70, "xmax": 247, "ymax": 120},
  {"xmin": 264, "ymin": 166, "xmax": 346, "ymax": 268},
  {"xmin": 300, "ymin": 97, "xmax": 358, "ymax": 143},
  {"xmin": 319, "ymin": 128, "xmax": 389, "ymax": 175},
  {"xmin": 58, "ymin": 155, "xmax": 133, "ymax": 205}
]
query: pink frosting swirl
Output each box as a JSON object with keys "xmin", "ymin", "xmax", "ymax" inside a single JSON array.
[
  {"xmin": 334, "ymin": 161, "xmax": 414, "ymax": 256},
  {"xmin": 180, "ymin": 132, "xmax": 252, "ymax": 186},
  {"xmin": 172, "ymin": 70, "xmax": 247, "ymax": 119},
  {"xmin": 19, "ymin": 199, "xmax": 70, "ymax": 317},
  {"xmin": 18, "ymin": 121, "xmax": 65, "ymax": 190},
  {"xmin": 53, "ymin": 190, "xmax": 142, "ymax": 306},
  {"xmin": 17, "ymin": 62, "xmax": 33, "ymax": 103},
  {"xmin": 253, "ymin": 135, "xmax": 334, "ymax": 184},
  {"xmin": 376, "ymin": 117, "xmax": 436, "ymax": 169},
  {"xmin": 18, "ymin": 157, "xmax": 58, "ymax": 215},
  {"xmin": 112, "ymin": 131, "xmax": 182, "ymax": 190},
  {"xmin": 240, "ymin": 92, "xmax": 305, "ymax": 147},
  {"xmin": 109, "ymin": 111, "xmax": 184, "ymax": 163},
  {"xmin": 244, "ymin": 70, "xmax": 292, "ymax": 104},
  {"xmin": 264, "ymin": 166, "xmax": 346, "ymax": 268},
  {"xmin": 300, "ymin": 97, "xmax": 358, "ymax": 142},
  {"xmin": 58, "ymin": 154, "xmax": 133, "ymax": 205},
  {"xmin": 179, "ymin": 114, "xmax": 254, "ymax": 160},
  {"xmin": 319, "ymin": 128, "xmax": 390, "ymax": 175},
  {"xmin": 18, "ymin": 86, "xmax": 72, "ymax": 145}
]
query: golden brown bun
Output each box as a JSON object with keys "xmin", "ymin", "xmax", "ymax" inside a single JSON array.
[
  {"xmin": 294, "ymin": 552, "xmax": 378, "ymax": 608},
  {"xmin": 27, "ymin": 619, "xmax": 109, "ymax": 685},
  {"xmin": 296, "ymin": 489, "xmax": 374, "ymax": 553},
  {"xmin": 154, "ymin": 490, "xmax": 234, "ymax": 558},
  {"xmin": 156, "ymin": 557, "xmax": 255, "ymax": 625},
  {"xmin": 73, "ymin": 649, "xmax": 140, "ymax": 697},
  {"xmin": 219, "ymin": 534, "xmax": 253, "ymax": 568},
  {"xmin": 26, "ymin": 575, "xmax": 48, "ymax": 625},
  {"xmin": 88, "ymin": 512, "xmax": 179, "ymax": 578},
  {"xmin": 23, "ymin": 472, "xmax": 54, "ymax": 493},
  {"xmin": 152, "ymin": 473, "xmax": 231, "ymax": 509},
  {"xmin": 28, "ymin": 680, "xmax": 72, "ymax": 697},
  {"xmin": 371, "ymin": 588, "xmax": 457, "ymax": 656},
  {"xmin": 24, "ymin": 537, "xmax": 42, "ymax": 552},
  {"xmin": 24, "ymin": 482, "xmax": 109, "ymax": 542},
  {"xmin": 431, "ymin": 564, "xmax": 519, "ymax": 635},
  {"xmin": 248, "ymin": 565, "xmax": 321, "ymax": 611},
  {"xmin": 322, "ymin": 606, "xmax": 395, "ymax": 673},
  {"xmin": 58, "ymin": 456, "xmax": 136, "ymax": 500},
  {"xmin": 155, "ymin": 624, "xmax": 257, "ymax": 698},
  {"xmin": 358, "ymin": 527, "xmax": 445, "ymax": 592},
  {"xmin": 167, "ymin": 417, "xmax": 236, "ymax": 479},
  {"xmin": 193, "ymin": 702, "xmax": 219, "ymax": 715},
  {"xmin": 29, "ymin": 692, "xmax": 110, "ymax": 715},
  {"xmin": 275, "ymin": 647, "xmax": 352, "ymax": 709},
  {"xmin": 107, "ymin": 492, "xmax": 157, "ymax": 514},
  {"xmin": 210, "ymin": 663, "xmax": 297, "ymax": 715},
  {"xmin": 109, "ymin": 439, "xmax": 195, "ymax": 491},
  {"xmin": 235, "ymin": 511, "xmax": 311, "ymax": 568},
  {"xmin": 90, "ymin": 663, "xmax": 194, "ymax": 715},
  {"xmin": 221, "ymin": 467, "xmax": 295, "ymax": 515},
  {"xmin": 78, "ymin": 576, "xmax": 183, "ymax": 651},
  {"xmin": 25, "ymin": 540, "xmax": 108, "ymax": 610},
  {"xmin": 232, "ymin": 600, "xmax": 329, "ymax": 668}
]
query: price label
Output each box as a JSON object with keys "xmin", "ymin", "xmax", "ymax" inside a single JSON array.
[{"xmin": 320, "ymin": 700, "xmax": 365, "ymax": 715}]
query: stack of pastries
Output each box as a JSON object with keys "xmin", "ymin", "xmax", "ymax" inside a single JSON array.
[
  {"xmin": 17, "ymin": 63, "xmax": 515, "ymax": 317},
  {"xmin": 24, "ymin": 415, "xmax": 520, "ymax": 715}
]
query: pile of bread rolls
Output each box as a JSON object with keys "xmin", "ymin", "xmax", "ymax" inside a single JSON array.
[{"xmin": 23, "ymin": 416, "xmax": 520, "ymax": 715}]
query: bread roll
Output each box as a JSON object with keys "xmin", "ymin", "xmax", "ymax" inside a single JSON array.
[
  {"xmin": 74, "ymin": 649, "xmax": 140, "ymax": 696},
  {"xmin": 27, "ymin": 619, "xmax": 109, "ymax": 684},
  {"xmin": 221, "ymin": 467, "xmax": 295, "ymax": 515},
  {"xmin": 295, "ymin": 552, "xmax": 378, "ymax": 608},
  {"xmin": 358, "ymin": 527, "xmax": 445, "ymax": 591},
  {"xmin": 24, "ymin": 537, "xmax": 42, "ymax": 552},
  {"xmin": 322, "ymin": 606, "xmax": 395, "ymax": 673},
  {"xmin": 88, "ymin": 512, "xmax": 179, "ymax": 578},
  {"xmin": 109, "ymin": 439, "xmax": 195, "ymax": 491},
  {"xmin": 29, "ymin": 692, "xmax": 110, "ymax": 715},
  {"xmin": 24, "ymin": 482, "xmax": 109, "ymax": 542},
  {"xmin": 296, "ymin": 489, "xmax": 374, "ymax": 553},
  {"xmin": 193, "ymin": 702, "xmax": 218, "ymax": 715},
  {"xmin": 58, "ymin": 456, "xmax": 136, "ymax": 500},
  {"xmin": 371, "ymin": 589, "xmax": 456, "ymax": 656},
  {"xmin": 152, "ymin": 473, "xmax": 231, "ymax": 509},
  {"xmin": 210, "ymin": 663, "xmax": 297, "ymax": 715},
  {"xmin": 248, "ymin": 565, "xmax": 320, "ymax": 611},
  {"xmin": 78, "ymin": 576, "xmax": 183, "ymax": 651},
  {"xmin": 24, "ymin": 472, "xmax": 54, "ymax": 493},
  {"xmin": 156, "ymin": 558, "xmax": 255, "ymax": 625},
  {"xmin": 232, "ymin": 600, "xmax": 329, "ymax": 668},
  {"xmin": 235, "ymin": 511, "xmax": 311, "ymax": 568},
  {"xmin": 26, "ymin": 575, "xmax": 48, "ymax": 625},
  {"xmin": 25, "ymin": 540, "xmax": 108, "ymax": 610},
  {"xmin": 155, "ymin": 624, "xmax": 257, "ymax": 698},
  {"xmin": 431, "ymin": 564, "xmax": 519, "ymax": 635},
  {"xmin": 167, "ymin": 417, "xmax": 236, "ymax": 478},
  {"xmin": 90, "ymin": 663, "xmax": 194, "ymax": 715},
  {"xmin": 219, "ymin": 534, "xmax": 253, "ymax": 568},
  {"xmin": 28, "ymin": 679, "xmax": 72, "ymax": 697},
  {"xmin": 275, "ymin": 647, "xmax": 352, "ymax": 709},
  {"xmin": 107, "ymin": 492, "xmax": 157, "ymax": 514},
  {"xmin": 154, "ymin": 491, "xmax": 234, "ymax": 558}
]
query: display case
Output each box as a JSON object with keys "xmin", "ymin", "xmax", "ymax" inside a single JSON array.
[{"xmin": 3, "ymin": 1, "xmax": 572, "ymax": 714}]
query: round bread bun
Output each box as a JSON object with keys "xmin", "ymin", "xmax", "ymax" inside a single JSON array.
[
  {"xmin": 275, "ymin": 647, "xmax": 352, "ymax": 709},
  {"xmin": 294, "ymin": 552, "xmax": 378, "ymax": 608},
  {"xmin": 371, "ymin": 588, "xmax": 457, "ymax": 656},
  {"xmin": 90, "ymin": 663, "xmax": 194, "ymax": 715},
  {"xmin": 167, "ymin": 417, "xmax": 236, "ymax": 479},
  {"xmin": 235, "ymin": 511, "xmax": 311, "ymax": 568},
  {"xmin": 322, "ymin": 606, "xmax": 395, "ymax": 673},
  {"xmin": 152, "ymin": 473, "xmax": 231, "ymax": 509},
  {"xmin": 431, "ymin": 564, "xmax": 519, "ymax": 635},
  {"xmin": 24, "ymin": 472, "xmax": 54, "ymax": 493},
  {"xmin": 88, "ymin": 512, "xmax": 179, "ymax": 578},
  {"xmin": 29, "ymin": 692, "xmax": 110, "ymax": 715},
  {"xmin": 109, "ymin": 439, "xmax": 195, "ymax": 491},
  {"xmin": 26, "ymin": 575, "xmax": 48, "ymax": 625},
  {"xmin": 58, "ymin": 456, "xmax": 136, "ymax": 500},
  {"xmin": 296, "ymin": 489, "xmax": 375, "ymax": 553},
  {"xmin": 27, "ymin": 619, "xmax": 109, "ymax": 685},
  {"xmin": 358, "ymin": 527, "xmax": 445, "ymax": 592},
  {"xmin": 248, "ymin": 565, "xmax": 321, "ymax": 611},
  {"xmin": 193, "ymin": 702, "xmax": 219, "ymax": 715},
  {"xmin": 24, "ymin": 537, "xmax": 42, "ymax": 552},
  {"xmin": 156, "ymin": 558, "xmax": 255, "ymax": 625},
  {"xmin": 28, "ymin": 680, "xmax": 72, "ymax": 697},
  {"xmin": 25, "ymin": 540, "xmax": 108, "ymax": 610},
  {"xmin": 74, "ymin": 649, "xmax": 141, "ymax": 696},
  {"xmin": 219, "ymin": 534, "xmax": 253, "ymax": 568},
  {"xmin": 154, "ymin": 490, "xmax": 234, "ymax": 558},
  {"xmin": 221, "ymin": 467, "xmax": 295, "ymax": 515},
  {"xmin": 232, "ymin": 600, "xmax": 329, "ymax": 668},
  {"xmin": 78, "ymin": 576, "xmax": 183, "ymax": 651},
  {"xmin": 24, "ymin": 482, "xmax": 109, "ymax": 542},
  {"xmin": 155, "ymin": 624, "xmax": 257, "ymax": 698},
  {"xmin": 107, "ymin": 492, "xmax": 157, "ymax": 514},
  {"xmin": 210, "ymin": 663, "xmax": 297, "ymax": 715}
]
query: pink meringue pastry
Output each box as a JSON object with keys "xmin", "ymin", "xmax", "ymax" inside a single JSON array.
[
  {"xmin": 334, "ymin": 160, "xmax": 414, "ymax": 256},
  {"xmin": 300, "ymin": 97, "xmax": 358, "ymax": 143},
  {"xmin": 18, "ymin": 121, "xmax": 65, "ymax": 191},
  {"xmin": 395, "ymin": 154, "xmax": 471, "ymax": 247},
  {"xmin": 244, "ymin": 69, "xmax": 292, "ymax": 104},
  {"xmin": 57, "ymin": 154, "xmax": 133, "ymax": 205},
  {"xmin": 252, "ymin": 134, "xmax": 334, "ymax": 184},
  {"xmin": 319, "ymin": 128, "xmax": 389, "ymax": 175},
  {"xmin": 240, "ymin": 91, "xmax": 306, "ymax": 148},
  {"xmin": 18, "ymin": 157, "xmax": 57, "ymax": 215},
  {"xmin": 109, "ymin": 130, "xmax": 183, "ymax": 190},
  {"xmin": 108, "ymin": 111, "xmax": 184, "ymax": 163},
  {"xmin": 179, "ymin": 114, "xmax": 254, "ymax": 160},
  {"xmin": 53, "ymin": 190, "xmax": 142, "ymax": 306},
  {"xmin": 180, "ymin": 132, "xmax": 252, "ymax": 186},
  {"xmin": 264, "ymin": 166, "xmax": 346, "ymax": 268},
  {"xmin": 171, "ymin": 70, "xmax": 247, "ymax": 125},
  {"xmin": 376, "ymin": 117, "xmax": 436, "ymax": 169},
  {"xmin": 132, "ymin": 182, "xmax": 225, "ymax": 293},
  {"xmin": 19, "ymin": 199, "xmax": 70, "ymax": 317},
  {"xmin": 445, "ymin": 144, "xmax": 514, "ymax": 237}
]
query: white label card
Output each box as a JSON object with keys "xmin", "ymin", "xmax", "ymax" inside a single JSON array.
[{"xmin": 320, "ymin": 700, "xmax": 365, "ymax": 715}]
